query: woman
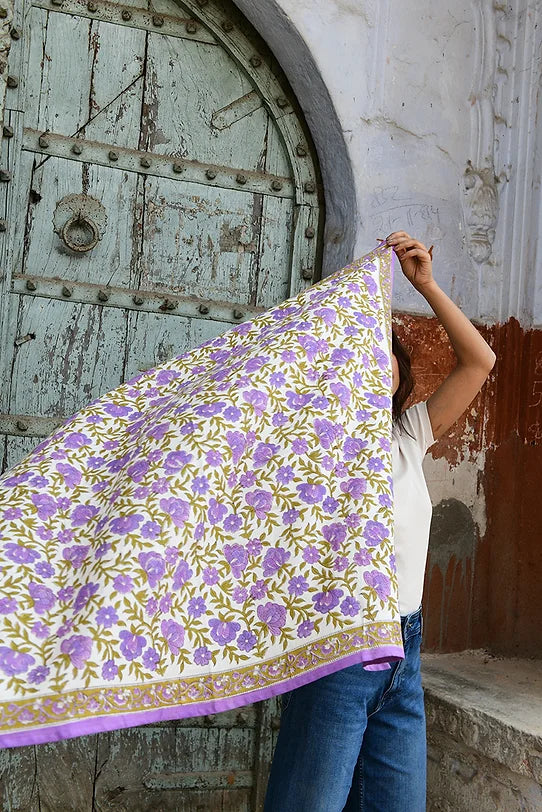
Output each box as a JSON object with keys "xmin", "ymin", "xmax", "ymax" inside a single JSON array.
[{"xmin": 263, "ymin": 231, "xmax": 496, "ymax": 812}]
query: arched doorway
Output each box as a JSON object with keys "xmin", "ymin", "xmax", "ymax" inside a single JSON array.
[{"xmin": 0, "ymin": 0, "xmax": 323, "ymax": 807}]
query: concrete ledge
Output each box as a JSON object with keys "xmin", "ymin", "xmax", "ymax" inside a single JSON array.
[{"xmin": 422, "ymin": 651, "xmax": 542, "ymax": 811}]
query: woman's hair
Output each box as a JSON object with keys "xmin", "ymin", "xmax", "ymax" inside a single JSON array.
[{"xmin": 392, "ymin": 329, "xmax": 414, "ymax": 425}]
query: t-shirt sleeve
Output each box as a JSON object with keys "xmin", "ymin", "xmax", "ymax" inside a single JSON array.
[{"xmin": 400, "ymin": 401, "xmax": 436, "ymax": 454}]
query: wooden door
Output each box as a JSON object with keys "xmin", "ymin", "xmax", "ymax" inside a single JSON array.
[{"xmin": 0, "ymin": 0, "xmax": 322, "ymax": 808}]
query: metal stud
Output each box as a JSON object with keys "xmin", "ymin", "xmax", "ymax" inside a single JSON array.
[
  {"xmin": 276, "ymin": 96, "xmax": 288, "ymax": 109},
  {"xmin": 296, "ymin": 144, "xmax": 307, "ymax": 157},
  {"xmin": 97, "ymin": 289, "xmax": 109, "ymax": 302},
  {"xmin": 38, "ymin": 134, "xmax": 50, "ymax": 149},
  {"xmin": 16, "ymin": 420, "xmax": 29, "ymax": 432},
  {"xmin": 185, "ymin": 20, "xmax": 197, "ymax": 34},
  {"xmin": 161, "ymin": 299, "xmax": 177, "ymax": 311},
  {"xmin": 236, "ymin": 173, "xmax": 247, "ymax": 185},
  {"xmin": 0, "ymin": 8, "xmax": 7, "ymax": 18},
  {"xmin": 305, "ymin": 227, "xmax": 315, "ymax": 239},
  {"xmin": 172, "ymin": 161, "xmax": 184, "ymax": 174},
  {"xmin": 140, "ymin": 157, "xmax": 151, "ymax": 168},
  {"xmin": 61, "ymin": 285, "xmax": 73, "ymax": 297},
  {"xmin": 10, "ymin": 27, "xmax": 21, "ymax": 39},
  {"xmin": 221, "ymin": 20, "xmax": 234, "ymax": 32},
  {"xmin": 86, "ymin": 1, "xmax": 97, "ymax": 10},
  {"xmin": 271, "ymin": 179, "xmax": 283, "ymax": 191},
  {"xmin": 0, "ymin": 219, "xmax": 6, "ymax": 232},
  {"xmin": 132, "ymin": 295, "xmax": 144, "ymax": 305},
  {"xmin": 233, "ymin": 309, "xmax": 244, "ymax": 320},
  {"xmin": 71, "ymin": 143, "xmax": 82, "ymax": 155},
  {"xmin": 250, "ymin": 55, "xmax": 262, "ymax": 68},
  {"xmin": 108, "ymin": 150, "xmax": 118, "ymax": 161},
  {"xmin": 198, "ymin": 304, "xmax": 209, "ymax": 315},
  {"xmin": 206, "ymin": 169, "xmax": 216, "ymax": 180},
  {"xmin": 6, "ymin": 76, "xmax": 18, "ymax": 88},
  {"xmin": 304, "ymin": 181, "xmax": 316, "ymax": 193},
  {"xmin": 2, "ymin": 125, "xmax": 14, "ymax": 138},
  {"xmin": 51, "ymin": 0, "xmax": 63, "ymax": 5},
  {"xmin": 121, "ymin": 8, "xmax": 131, "ymax": 20},
  {"xmin": 152, "ymin": 14, "xmax": 164, "ymax": 27},
  {"xmin": 0, "ymin": 169, "xmax": 12, "ymax": 182},
  {"xmin": 25, "ymin": 279, "xmax": 37, "ymax": 291},
  {"xmin": 301, "ymin": 267, "xmax": 314, "ymax": 280}
]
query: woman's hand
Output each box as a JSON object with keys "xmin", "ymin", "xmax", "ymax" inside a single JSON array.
[{"xmin": 386, "ymin": 231, "xmax": 434, "ymax": 292}]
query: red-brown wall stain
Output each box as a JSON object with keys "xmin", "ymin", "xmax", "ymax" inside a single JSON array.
[{"xmin": 393, "ymin": 313, "xmax": 541, "ymax": 657}]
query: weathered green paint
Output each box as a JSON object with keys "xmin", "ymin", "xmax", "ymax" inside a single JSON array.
[{"xmin": 0, "ymin": 0, "xmax": 322, "ymax": 807}]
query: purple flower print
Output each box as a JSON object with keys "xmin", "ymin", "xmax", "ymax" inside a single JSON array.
[
  {"xmin": 330, "ymin": 382, "xmax": 351, "ymax": 408},
  {"xmin": 283, "ymin": 508, "xmax": 299, "ymax": 525},
  {"xmin": 159, "ymin": 594, "xmax": 172, "ymax": 613},
  {"xmin": 356, "ymin": 409, "xmax": 371, "ymax": 422},
  {"xmin": 247, "ymin": 539, "xmax": 262, "ymax": 556},
  {"xmin": 139, "ymin": 552, "xmax": 166, "ymax": 589},
  {"xmin": 262, "ymin": 547, "xmax": 290, "ymax": 577},
  {"xmin": 165, "ymin": 547, "xmax": 179, "ymax": 565},
  {"xmin": 31, "ymin": 493, "xmax": 58, "ymax": 520},
  {"xmin": 60, "ymin": 635, "xmax": 92, "ymax": 669},
  {"xmin": 224, "ymin": 406, "xmax": 241, "ymax": 422},
  {"xmin": 73, "ymin": 583, "xmax": 99, "ymax": 612},
  {"xmin": 316, "ymin": 306, "xmax": 338, "ymax": 324},
  {"xmin": 28, "ymin": 664, "xmax": 49, "ymax": 684},
  {"xmin": 297, "ymin": 483, "xmax": 326, "ymax": 505},
  {"xmin": 331, "ymin": 348, "xmax": 354, "ymax": 366},
  {"xmin": 161, "ymin": 620, "xmax": 185, "ymax": 655},
  {"xmin": 281, "ymin": 350, "xmax": 297, "ymax": 363},
  {"xmin": 343, "ymin": 437, "xmax": 368, "ymax": 461},
  {"xmin": 354, "ymin": 549, "xmax": 372, "ymax": 566},
  {"xmin": 56, "ymin": 463, "xmax": 82, "ymax": 488},
  {"xmin": 224, "ymin": 513, "xmax": 243, "ymax": 532},
  {"xmin": 209, "ymin": 618, "xmax": 240, "ymax": 646},
  {"xmin": 127, "ymin": 460, "xmax": 149, "ymax": 483},
  {"xmin": 58, "ymin": 529, "xmax": 74, "ymax": 544},
  {"xmin": 70, "ymin": 504, "xmax": 99, "ymax": 527},
  {"xmin": 297, "ymin": 620, "xmax": 314, "ymax": 638},
  {"xmin": 245, "ymin": 489, "xmax": 273, "ymax": 519},
  {"xmin": 110, "ymin": 514, "xmax": 144, "ymax": 534},
  {"xmin": 322, "ymin": 523, "xmax": 347, "ymax": 551},
  {"xmin": 243, "ymin": 389, "xmax": 268, "ymax": 415},
  {"xmin": 285, "ymin": 391, "xmax": 313, "ymax": 410},
  {"xmin": 57, "ymin": 586, "xmax": 74, "ymax": 602},
  {"xmin": 4, "ymin": 543, "xmax": 41, "ymax": 564},
  {"xmin": 36, "ymin": 527, "xmax": 53, "ymax": 541},
  {"xmin": 163, "ymin": 451, "xmax": 192, "ymax": 472},
  {"xmin": 3, "ymin": 507, "xmax": 22, "ymax": 520},
  {"xmin": 292, "ymin": 438, "xmax": 309, "ymax": 455},
  {"xmin": 322, "ymin": 497, "xmax": 339, "ymax": 515},
  {"xmin": 208, "ymin": 498, "xmax": 228, "ymax": 525},
  {"xmin": 63, "ymin": 545, "xmax": 90, "ymax": 569},
  {"xmin": 237, "ymin": 630, "xmax": 257, "ymax": 651},
  {"xmin": 269, "ymin": 372, "xmax": 286, "ymax": 387},
  {"xmin": 341, "ymin": 596, "xmax": 360, "ymax": 617},
  {"xmin": 314, "ymin": 419, "xmax": 343, "ymax": 450},
  {"xmin": 188, "ymin": 597, "xmax": 206, "ymax": 617},
  {"xmin": 312, "ymin": 395, "xmax": 330, "ymax": 411},
  {"xmin": 253, "ymin": 442, "xmax": 279, "ymax": 467},
  {"xmin": 113, "ymin": 574, "xmax": 134, "ymax": 594},
  {"xmin": 239, "ymin": 471, "xmax": 256, "ymax": 488},
  {"xmin": 368, "ymin": 457, "xmax": 385, "ymax": 472},
  {"xmin": 233, "ymin": 586, "xmax": 247, "ymax": 603},
  {"xmin": 172, "ymin": 560, "xmax": 193, "ymax": 589},
  {"xmin": 206, "ymin": 450, "xmax": 223, "ymax": 467},
  {"xmin": 194, "ymin": 646, "xmax": 212, "ymax": 666},
  {"xmin": 64, "ymin": 431, "xmax": 90, "ymax": 449},
  {"xmin": 257, "ymin": 602, "xmax": 286, "ymax": 635},
  {"xmin": 0, "ymin": 646, "xmax": 35, "ymax": 676},
  {"xmin": 340, "ymin": 478, "xmax": 367, "ymax": 498},
  {"xmin": 245, "ymin": 355, "xmax": 268, "ymax": 372},
  {"xmin": 96, "ymin": 606, "xmax": 118, "ymax": 628},
  {"xmin": 373, "ymin": 346, "xmax": 389, "ymax": 370},
  {"xmin": 28, "ymin": 583, "xmax": 56, "ymax": 615},
  {"xmin": 195, "ymin": 402, "xmax": 225, "ymax": 418},
  {"xmin": 302, "ymin": 545, "xmax": 320, "ymax": 564},
  {"xmin": 334, "ymin": 556, "xmax": 349, "ymax": 571},
  {"xmin": 364, "ymin": 392, "xmax": 391, "ymax": 409},
  {"xmin": 390, "ymin": 553, "xmax": 396, "ymax": 573},
  {"xmin": 250, "ymin": 579, "xmax": 267, "ymax": 599},
  {"xmin": 276, "ymin": 465, "xmax": 294, "ymax": 485},
  {"xmin": 141, "ymin": 520, "xmax": 161, "ymax": 540},
  {"xmin": 363, "ymin": 520, "xmax": 388, "ymax": 546},
  {"xmin": 272, "ymin": 412, "xmax": 288, "ymax": 427},
  {"xmin": 104, "ymin": 403, "xmax": 132, "ymax": 416},
  {"xmin": 146, "ymin": 597, "xmax": 158, "ymax": 617},
  {"xmin": 35, "ymin": 561, "xmax": 54, "ymax": 579},
  {"xmin": 312, "ymin": 589, "xmax": 344, "ymax": 613},
  {"xmin": 119, "ymin": 630, "xmax": 146, "ymax": 661},
  {"xmin": 143, "ymin": 647, "xmax": 160, "ymax": 671},
  {"xmin": 191, "ymin": 475, "xmax": 209, "ymax": 495},
  {"xmin": 224, "ymin": 544, "xmax": 249, "ymax": 578},
  {"xmin": 364, "ymin": 570, "xmax": 391, "ymax": 601},
  {"xmin": 160, "ymin": 497, "xmax": 191, "ymax": 527},
  {"xmin": 298, "ymin": 335, "xmax": 320, "ymax": 362},
  {"xmin": 0, "ymin": 597, "xmax": 17, "ymax": 614},
  {"xmin": 288, "ymin": 576, "xmax": 308, "ymax": 596},
  {"xmin": 226, "ymin": 430, "xmax": 246, "ymax": 465},
  {"xmin": 203, "ymin": 566, "xmax": 219, "ymax": 586},
  {"xmin": 102, "ymin": 659, "xmax": 118, "ymax": 680}
]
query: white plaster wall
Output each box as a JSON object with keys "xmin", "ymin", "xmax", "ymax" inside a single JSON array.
[{"xmin": 238, "ymin": 0, "xmax": 542, "ymax": 327}]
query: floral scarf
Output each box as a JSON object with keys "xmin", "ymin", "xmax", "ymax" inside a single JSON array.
[{"xmin": 0, "ymin": 243, "xmax": 400, "ymax": 748}]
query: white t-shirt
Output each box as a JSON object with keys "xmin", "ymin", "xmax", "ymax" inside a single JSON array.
[{"xmin": 392, "ymin": 401, "xmax": 436, "ymax": 616}]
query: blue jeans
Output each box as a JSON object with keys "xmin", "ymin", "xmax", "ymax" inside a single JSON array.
[{"xmin": 264, "ymin": 607, "xmax": 426, "ymax": 812}]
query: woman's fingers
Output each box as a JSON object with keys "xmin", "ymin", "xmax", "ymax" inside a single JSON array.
[
  {"xmin": 399, "ymin": 247, "xmax": 431, "ymax": 259},
  {"xmin": 391, "ymin": 238, "xmax": 428, "ymax": 253}
]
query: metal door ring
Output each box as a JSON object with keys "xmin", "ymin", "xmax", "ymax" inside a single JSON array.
[{"xmin": 61, "ymin": 213, "xmax": 100, "ymax": 252}]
